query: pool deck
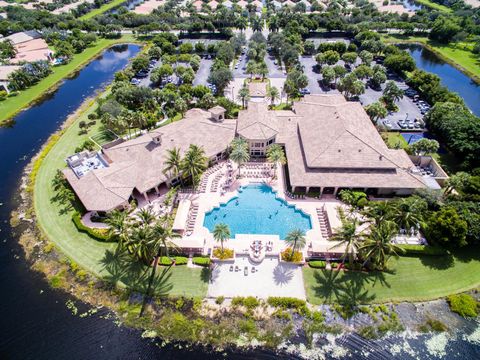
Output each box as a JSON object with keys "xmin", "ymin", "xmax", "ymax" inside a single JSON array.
[{"xmin": 176, "ymin": 160, "xmax": 347, "ymax": 257}]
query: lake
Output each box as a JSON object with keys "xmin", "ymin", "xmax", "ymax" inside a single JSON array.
[{"xmin": 401, "ymin": 44, "xmax": 480, "ymax": 116}]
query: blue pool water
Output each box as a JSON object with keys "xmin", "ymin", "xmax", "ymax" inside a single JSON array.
[{"xmin": 203, "ymin": 184, "xmax": 312, "ymax": 239}]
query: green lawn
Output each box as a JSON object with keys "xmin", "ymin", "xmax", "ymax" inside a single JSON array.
[
  {"xmin": 80, "ymin": 0, "xmax": 127, "ymax": 20},
  {"xmin": 33, "ymin": 93, "xmax": 208, "ymax": 298},
  {"xmin": 90, "ymin": 129, "xmax": 118, "ymax": 146},
  {"xmin": 303, "ymin": 248, "xmax": 480, "ymax": 304},
  {"xmin": 383, "ymin": 132, "xmax": 408, "ymax": 150},
  {"xmin": 413, "ymin": 0, "xmax": 451, "ymax": 12},
  {"xmin": 0, "ymin": 35, "xmax": 137, "ymax": 125},
  {"xmin": 383, "ymin": 35, "xmax": 480, "ymax": 83}
]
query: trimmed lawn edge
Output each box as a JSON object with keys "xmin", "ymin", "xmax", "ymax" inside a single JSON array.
[
  {"xmin": 384, "ymin": 36, "xmax": 480, "ymax": 85},
  {"xmin": 0, "ymin": 35, "xmax": 140, "ymax": 126},
  {"xmin": 79, "ymin": 0, "xmax": 127, "ymax": 20}
]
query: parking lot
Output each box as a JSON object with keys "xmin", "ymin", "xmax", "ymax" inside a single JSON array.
[
  {"xmin": 359, "ymin": 75, "xmax": 424, "ymax": 131},
  {"xmin": 193, "ymin": 58, "xmax": 213, "ymax": 86}
]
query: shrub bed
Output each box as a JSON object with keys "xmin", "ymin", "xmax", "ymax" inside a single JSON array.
[
  {"xmin": 159, "ymin": 256, "xmax": 188, "ymax": 266},
  {"xmin": 72, "ymin": 212, "xmax": 112, "ymax": 242},
  {"xmin": 231, "ymin": 296, "xmax": 260, "ymax": 310},
  {"xmin": 308, "ymin": 260, "xmax": 326, "ymax": 269},
  {"xmin": 267, "ymin": 297, "xmax": 307, "ymax": 314},
  {"xmin": 398, "ymin": 244, "xmax": 448, "ymax": 256},
  {"xmin": 192, "ymin": 257, "xmax": 210, "ymax": 267},
  {"xmin": 281, "ymin": 249, "xmax": 303, "ymax": 262},
  {"xmin": 447, "ymin": 294, "xmax": 478, "ymax": 317},
  {"xmin": 213, "ymin": 247, "xmax": 234, "ymax": 260}
]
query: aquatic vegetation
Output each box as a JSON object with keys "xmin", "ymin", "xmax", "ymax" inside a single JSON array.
[{"xmin": 447, "ymin": 294, "xmax": 479, "ymax": 317}]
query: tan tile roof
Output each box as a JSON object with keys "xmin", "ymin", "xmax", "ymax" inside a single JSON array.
[
  {"xmin": 66, "ymin": 109, "xmax": 235, "ymax": 211},
  {"xmin": 0, "ymin": 65, "xmax": 21, "ymax": 81},
  {"xmin": 237, "ymin": 102, "xmax": 278, "ymax": 140},
  {"xmin": 2, "ymin": 31, "xmax": 40, "ymax": 45},
  {"xmin": 209, "ymin": 105, "xmax": 226, "ymax": 115}
]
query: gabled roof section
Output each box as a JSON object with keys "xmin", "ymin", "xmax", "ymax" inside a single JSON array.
[
  {"xmin": 237, "ymin": 102, "xmax": 278, "ymax": 140},
  {"xmin": 294, "ymin": 99, "xmax": 402, "ymax": 170}
]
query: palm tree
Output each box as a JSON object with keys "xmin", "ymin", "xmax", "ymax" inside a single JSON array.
[
  {"xmin": 163, "ymin": 147, "xmax": 183, "ymax": 186},
  {"xmin": 266, "ymin": 86, "xmax": 280, "ymax": 107},
  {"xmin": 213, "ymin": 223, "xmax": 231, "ymax": 252},
  {"xmin": 105, "ymin": 209, "xmax": 130, "ymax": 250},
  {"xmin": 266, "ymin": 144, "xmax": 286, "ymax": 178},
  {"xmin": 361, "ymin": 201, "xmax": 393, "ymax": 226},
  {"xmin": 237, "ymin": 85, "xmax": 250, "ymax": 108},
  {"xmin": 137, "ymin": 208, "xmax": 155, "ymax": 226},
  {"xmin": 126, "ymin": 225, "xmax": 157, "ymax": 264},
  {"xmin": 181, "ymin": 144, "xmax": 207, "ymax": 190},
  {"xmin": 230, "ymin": 145, "xmax": 250, "ymax": 177},
  {"xmin": 230, "ymin": 137, "xmax": 249, "ymax": 152},
  {"xmin": 391, "ymin": 198, "xmax": 425, "ymax": 231},
  {"xmin": 246, "ymin": 60, "xmax": 257, "ymax": 79},
  {"xmin": 330, "ymin": 218, "xmax": 363, "ymax": 267},
  {"xmin": 358, "ymin": 221, "xmax": 403, "ymax": 270},
  {"xmin": 285, "ymin": 229, "xmax": 307, "ymax": 260},
  {"xmin": 140, "ymin": 221, "xmax": 180, "ymax": 317}
]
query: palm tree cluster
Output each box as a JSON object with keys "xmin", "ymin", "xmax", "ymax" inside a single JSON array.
[
  {"xmin": 105, "ymin": 207, "xmax": 180, "ymax": 315},
  {"xmin": 266, "ymin": 144, "xmax": 286, "ymax": 178},
  {"xmin": 163, "ymin": 144, "xmax": 208, "ymax": 190},
  {"xmin": 331, "ymin": 196, "xmax": 428, "ymax": 271},
  {"xmin": 229, "ymin": 137, "xmax": 250, "ymax": 177}
]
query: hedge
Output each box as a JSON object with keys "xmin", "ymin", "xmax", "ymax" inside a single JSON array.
[
  {"xmin": 192, "ymin": 257, "xmax": 210, "ymax": 267},
  {"xmin": 397, "ymin": 244, "xmax": 447, "ymax": 256},
  {"xmin": 72, "ymin": 212, "xmax": 113, "ymax": 242},
  {"xmin": 159, "ymin": 256, "xmax": 188, "ymax": 266},
  {"xmin": 308, "ymin": 260, "xmax": 326, "ymax": 269},
  {"xmin": 267, "ymin": 297, "xmax": 307, "ymax": 311}
]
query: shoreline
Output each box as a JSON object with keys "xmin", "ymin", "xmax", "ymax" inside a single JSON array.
[
  {"xmin": 9, "ymin": 90, "xmax": 479, "ymax": 354},
  {"xmin": 385, "ymin": 37, "xmax": 480, "ymax": 85},
  {"xmin": 0, "ymin": 36, "xmax": 141, "ymax": 126}
]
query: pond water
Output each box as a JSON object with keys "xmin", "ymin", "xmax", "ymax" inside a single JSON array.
[
  {"xmin": 1, "ymin": 43, "xmax": 480, "ymax": 359},
  {"xmin": 401, "ymin": 44, "xmax": 480, "ymax": 116}
]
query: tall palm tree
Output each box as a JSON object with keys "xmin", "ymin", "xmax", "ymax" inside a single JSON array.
[
  {"xmin": 285, "ymin": 229, "xmax": 307, "ymax": 260},
  {"xmin": 237, "ymin": 85, "xmax": 250, "ymax": 108},
  {"xmin": 330, "ymin": 218, "xmax": 363, "ymax": 267},
  {"xmin": 230, "ymin": 145, "xmax": 250, "ymax": 177},
  {"xmin": 358, "ymin": 221, "xmax": 403, "ymax": 270},
  {"xmin": 266, "ymin": 144, "xmax": 286, "ymax": 178},
  {"xmin": 163, "ymin": 147, "xmax": 183, "ymax": 186},
  {"xmin": 266, "ymin": 86, "xmax": 280, "ymax": 107},
  {"xmin": 181, "ymin": 144, "xmax": 207, "ymax": 190},
  {"xmin": 140, "ymin": 221, "xmax": 180, "ymax": 317},
  {"xmin": 213, "ymin": 223, "xmax": 231, "ymax": 252},
  {"xmin": 230, "ymin": 137, "xmax": 249, "ymax": 152},
  {"xmin": 391, "ymin": 198, "xmax": 425, "ymax": 231},
  {"xmin": 105, "ymin": 209, "xmax": 130, "ymax": 250},
  {"xmin": 137, "ymin": 208, "xmax": 155, "ymax": 226},
  {"xmin": 361, "ymin": 201, "xmax": 393, "ymax": 226},
  {"xmin": 126, "ymin": 225, "xmax": 157, "ymax": 264}
]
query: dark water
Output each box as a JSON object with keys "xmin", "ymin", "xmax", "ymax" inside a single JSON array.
[
  {"xmin": 0, "ymin": 43, "xmax": 479, "ymax": 360},
  {"xmin": 402, "ymin": 44, "xmax": 480, "ymax": 116},
  {"xmin": 403, "ymin": 0, "xmax": 423, "ymax": 11}
]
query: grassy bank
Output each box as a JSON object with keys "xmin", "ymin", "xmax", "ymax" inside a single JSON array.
[
  {"xmin": 413, "ymin": 0, "xmax": 451, "ymax": 12},
  {"xmin": 303, "ymin": 247, "xmax": 480, "ymax": 304},
  {"xmin": 33, "ymin": 91, "xmax": 208, "ymax": 298},
  {"xmin": 383, "ymin": 35, "xmax": 480, "ymax": 84},
  {"xmin": 80, "ymin": 0, "xmax": 127, "ymax": 20},
  {"xmin": 0, "ymin": 35, "xmax": 138, "ymax": 126}
]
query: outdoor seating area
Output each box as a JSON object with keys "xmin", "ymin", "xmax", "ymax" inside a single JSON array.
[
  {"xmin": 242, "ymin": 163, "xmax": 273, "ymax": 179},
  {"xmin": 199, "ymin": 162, "xmax": 224, "ymax": 193},
  {"xmin": 316, "ymin": 206, "xmax": 332, "ymax": 239},
  {"xmin": 66, "ymin": 151, "xmax": 108, "ymax": 178},
  {"xmin": 185, "ymin": 203, "xmax": 199, "ymax": 236},
  {"xmin": 249, "ymin": 240, "xmax": 265, "ymax": 263},
  {"xmin": 284, "ymin": 190, "xmax": 305, "ymax": 199}
]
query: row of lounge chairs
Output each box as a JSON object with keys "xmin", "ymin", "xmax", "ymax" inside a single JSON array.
[
  {"xmin": 284, "ymin": 191, "xmax": 305, "ymax": 199},
  {"xmin": 185, "ymin": 204, "xmax": 199, "ymax": 236},
  {"xmin": 316, "ymin": 207, "xmax": 332, "ymax": 239},
  {"xmin": 210, "ymin": 172, "xmax": 224, "ymax": 192},
  {"xmin": 198, "ymin": 163, "xmax": 224, "ymax": 193}
]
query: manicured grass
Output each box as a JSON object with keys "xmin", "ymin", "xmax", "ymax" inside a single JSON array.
[
  {"xmin": 303, "ymin": 247, "xmax": 480, "ymax": 304},
  {"xmin": 0, "ymin": 35, "xmax": 137, "ymax": 125},
  {"xmin": 414, "ymin": 0, "xmax": 451, "ymax": 12},
  {"xmin": 79, "ymin": 0, "xmax": 127, "ymax": 20},
  {"xmin": 383, "ymin": 35, "xmax": 480, "ymax": 84},
  {"xmin": 90, "ymin": 129, "xmax": 118, "ymax": 146},
  {"xmin": 383, "ymin": 132, "xmax": 408, "ymax": 149},
  {"xmin": 33, "ymin": 93, "xmax": 208, "ymax": 298}
]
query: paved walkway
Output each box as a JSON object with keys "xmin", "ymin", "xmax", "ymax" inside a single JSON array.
[{"xmin": 207, "ymin": 255, "xmax": 306, "ymax": 299}]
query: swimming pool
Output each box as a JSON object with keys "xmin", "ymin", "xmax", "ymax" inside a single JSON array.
[{"xmin": 203, "ymin": 183, "xmax": 312, "ymax": 239}]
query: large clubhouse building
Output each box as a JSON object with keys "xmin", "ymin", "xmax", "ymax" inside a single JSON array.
[{"xmin": 65, "ymin": 94, "xmax": 441, "ymax": 213}]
